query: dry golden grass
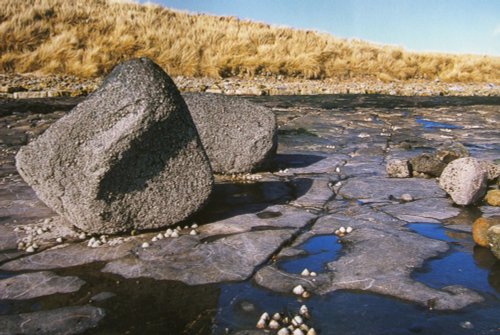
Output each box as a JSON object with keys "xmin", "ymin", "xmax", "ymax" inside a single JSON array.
[{"xmin": 1, "ymin": 0, "xmax": 499, "ymax": 83}]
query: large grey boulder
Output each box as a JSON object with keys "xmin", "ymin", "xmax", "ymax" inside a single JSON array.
[
  {"xmin": 439, "ymin": 157, "xmax": 487, "ymax": 205},
  {"xmin": 16, "ymin": 58, "xmax": 213, "ymax": 234},
  {"xmin": 183, "ymin": 93, "xmax": 277, "ymax": 173}
]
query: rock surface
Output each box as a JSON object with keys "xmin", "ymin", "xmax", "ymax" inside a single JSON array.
[
  {"xmin": 472, "ymin": 217, "xmax": 500, "ymax": 247},
  {"xmin": 409, "ymin": 153, "xmax": 446, "ymax": 177},
  {"xmin": 183, "ymin": 93, "xmax": 277, "ymax": 173},
  {"xmin": 0, "ymin": 271, "xmax": 85, "ymax": 300},
  {"xmin": 485, "ymin": 189, "xmax": 500, "ymax": 206},
  {"xmin": 487, "ymin": 225, "xmax": 500, "ymax": 259},
  {"xmin": 0, "ymin": 305, "xmax": 105, "ymax": 335},
  {"xmin": 15, "ymin": 58, "xmax": 213, "ymax": 234},
  {"xmin": 386, "ymin": 159, "xmax": 411, "ymax": 178},
  {"xmin": 439, "ymin": 157, "xmax": 488, "ymax": 205}
]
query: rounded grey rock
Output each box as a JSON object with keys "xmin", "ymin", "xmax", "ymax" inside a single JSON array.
[
  {"xmin": 16, "ymin": 58, "xmax": 213, "ymax": 234},
  {"xmin": 439, "ymin": 157, "xmax": 487, "ymax": 205},
  {"xmin": 183, "ymin": 93, "xmax": 277, "ymax": 173}
]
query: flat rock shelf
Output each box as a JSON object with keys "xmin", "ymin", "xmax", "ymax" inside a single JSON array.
[{"xmin": 0, "ymin": 94, "xmax": 499, "ymax": 335}]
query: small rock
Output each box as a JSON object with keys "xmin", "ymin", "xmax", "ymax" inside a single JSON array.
[
  {"xmin": 293, "ymin": 285, "xmax": 305, "ymax": 295},
  {"xmin": 269, "ymin": 319, "xmax": 280, "ymax": 329},
  {"xmin": 485, "ymin": 190, "xmax": 500, "ymax": 206},
  {"xmin": 472, "ymin": 217, "xmax": 500, "ymax": 247},
  {"xmin": 151, "ymin": 237, "xmax": 158, "ymax": 242},
  {"xmin": 410, "ymin": 153, "xmax": 447, "ymax": 177},
  {"xmin": 191, "ymin": 223, "xmax": 199, "ymax": 228},
  {"xmin": 339, "ymin": 227, "xmax": 346, "ymax": 233},
  {"xmin": 301, "ymin": 268, "xmax": 310, "ymax": 276},
  {"xmin": 386, "ymin": 159, "xmax": 411, "ymax": 178},
  {"xmin": 78, "ymin": 233, "xmax": 86, "ymax": 240},
  {"xmin": 487, "ymin": 225, "xmax": 500, "ymax": 259},
  {"xmin": 26, "ymin": 246, "xmax": 35, "ymax": 253},
  {"xmin": 56, "ymin": 237, "xmax": 63, "ymax": 243},
  {"xmin": 439, "ymin": 157, "xmax": 488, "ymax": 205},
  {"xmin": 189, "ymin": 229, "xmax": 197, "ymax": 236},
  {"xmin": 400, "ymin": 193, "xmax": 413, "ymax": 202},
  {"xmin": 141, "ymin": 242, "xmax": 150, "ymax": 249},
  {"xmin": 478, "ymin": 161, "xmax": 500, "ymax": 181}
]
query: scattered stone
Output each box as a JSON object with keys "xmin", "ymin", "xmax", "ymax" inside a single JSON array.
[
  {"xmin": 183, "ymin": 93, "xmax": 277, "ymax": 173},
  {"xmin": 485, "ymin": 190, "xmax": 500, "ymax": 206},
  {"xmin": 386, "ymin": 159, "xmax": 411, "ymax": 178},
  {"xmin": 472, "ymin": 217, "xmax": 500, "ymax": 247},
  {"xmin": 487, "ymin": 225, "xmax": 500, "ymax": 259},
  {"xmin": 410, "ymin": 153, "xmax": 446, "ymax": 177},
  {"xmin": 15, "ymin": 58, "xmax": 213, "ymax": 234},
  {"xmin": 439, "ymin": 157, "xmax": 488, "ymax": 205},
  {"xmin": 0, "ymin": 271, "xmax": 85, "ymax": 300}
]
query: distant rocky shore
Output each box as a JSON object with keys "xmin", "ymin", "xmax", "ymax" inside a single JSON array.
[{"xmin": 1, "ymin": 73, "xmax": 499, "ymax": 99}]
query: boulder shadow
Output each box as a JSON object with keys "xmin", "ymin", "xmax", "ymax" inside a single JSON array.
[{"xmin": 269, "ymin": 153, "xmax": 326, "ymax": 171}]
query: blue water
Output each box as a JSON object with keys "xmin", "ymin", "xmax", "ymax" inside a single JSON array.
[
  {"xmin": 277, "ymin": 235, "xmax": 341, "ymax": 274},
  {"xmin": 415, "ymin": 117, "xmax": 463, "ymax": 129},
  {"xmin": 408, "ymin": 223, "xmax": 499, "ymax": 297}
]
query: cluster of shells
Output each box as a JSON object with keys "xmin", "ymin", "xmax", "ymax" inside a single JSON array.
[
  {"xmin": 229, "ymin": 173, "xmax": 263, "ymax": 182},
  {"xmin": 256, "ymin": 305, "xmax": 316, "ymax": 335},
  {"xmin": 141, "ymin": 223, "xmax": 199, "ymax": 248},
  {"xmin": 14, "ymin": 218, "xmax": 59, "ymax": 252},
  {"xmin": 334, "ymin": 226, "xmax": 353, "ymax": 237}
]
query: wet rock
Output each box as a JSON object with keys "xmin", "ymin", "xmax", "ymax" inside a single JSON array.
[
  {"xmin": 439, "ymin": 157, "xmax": 487, "ymax": 205},
  {"xmin": 103, "ymin": 229, "xmax": 301, "ymax": 285},
  {"xmin": 479, "ymin": 161, "xmax": 500, "ymax": 182},
  {"xmin": 380, "ymin": 198, "xmax": 459, "ymax": 223},
  {"xmin": 409, "ymin": 153, "xmax": 446, "ymax": 177},
  {"xmin": 487, "ymin": 225, "xmax": 500, "ymax": 259},
  {"xmin": 0, "ymin": 305, "xmax": 105, "ymax": 335},
  {"xmin": 484, "ymin": 189, "xmax": 500, "ymax": 206},
  {"xmin": 472, "ymin": 217, "xmax": 500, "ymax": 247},
  {"xmin": 15, "ymin": 58, "xmax": 213, "ymax": 234},
  {"xmin": 0, "ymin": 271, "xmax": 84, "ymax": 300},
  {"xmin": 183, "ymin": 93, "xmax": 277, "ymax": 173},
  {"xmin": 290, "ymin": 178, "xmax": 334, "ymax": 209},
  {"xmin": 339, "ymin": 176, "xmax": 446, "ymax": 202},
  {"xmin": 386, "ymin": 159, "xmax": 411, "ymax": 178}
]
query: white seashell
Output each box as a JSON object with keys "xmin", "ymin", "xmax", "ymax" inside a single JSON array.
[
  {"xmin": 309, "ymin": 271, "xmax": 317, "ymax": 277},
  {"xmin": 92, "ymin": 240, "xmax": 102, "ymax": 248},
  {"xmin": 36, "ymin": 228, "xmax": 43, "ymax": 235},
  {"xmin": 141, "ymin": 242, "xmax": 150, "ymax": 248},
  {"xmin": 26, "ymin": 246, "xmax": 35, "ymax": 253},
  {"xmin": 346, "ymin": 226, "xmax": 353, "ymax": 233},
  {"xmin": 175, "ymin": 227, "xmax": 181, "ymax": 232},
  {"xmin": 152, "ymin": 237, "xmax": 158, "ymax": 242},
  {"xmin": 292, "ymin": 285, "xmax": 305, "ymax": 295},
  {"xmin": 302, "ymin": 291, "xmax": 311, "ymax": 298},
  {"xmin": 256, "ymin": 318, "xmax": 266, "ymax": 329},
  {"xmin": 272, "ymin": 313, "xmax": 281, "ymax": 321},
  {"xmin": 79, "ymin": 233, "xmax": 86, "ymax": 240},
  {"xmin": 17, "ymin": 242, "xmax": 25, "ymax": 249},
  {"xmin": 183, "ymin": 226, "xmax": 189, "ymax": 230},
  {"xmin": 306, "ymin": 328, "xmax": 317, "ymax": 335},
  {"xmin": 299, "ymin": 305, "xmax": 308, "ymax": 316},
  {"xmin": 14, "ymin": 227, "xmax": 20, "ymax": 232},
  {"xmin": 269, "ymin": 319, "xmax": 280, "ymax": 329},
  {"xmin": 292, "ymin": 315, "xmax": 303, "ymax": 326},
  {"xmin": 277, "ymin": 328, "xmax": 290, "ymax": 335},
  {"xmin": 293, "ymin": 329, "xmax": 305, "ymax": 335},
  {"xmin": 339, "ymin": 226, "xmax": 346, "ymax": 233},
  {"xmin": 335, "ymin": 167, "xmax": 341, "ymax": 173},
  {"xmin": 171, "ymin": 231, "xmax": 179, "ymax": 238},
  {"xmin": 164, "ymin": 232, "xmax": 171, "ymax": 238},
  {"xmin": 301, "ymin": 268, "xmax": 310, "ymax": 276},
  {"xmin": 157, "ymin": 233, "xmax": 164, "ymax": 240},
  {"xmin": 334, "ymin": 229, "xmax": 340, "ymax": 235},
  {"xmin": 259, "ymin": 312, "xmax": 270, "ymax": 321},
  {"xmin": 300, "ymin": 324, "xmax": 309, "ymax": 331},
  {"xmin": 31, "ymin": 243, "xmax": 39, "ymax": 249},
  {"xmin": 191, "ymin": 223, "xmax": 199, "ymax": 229},
  {"xmin": 189, "ymin": 229, "xmax": 197, "ymax": 236},
  {"xmin": 166, "ymin": 229, "xmax": 173, "ymax": 235}
]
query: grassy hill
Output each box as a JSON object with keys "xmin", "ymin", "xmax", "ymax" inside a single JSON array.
[{"xmin": 1, "ymin": 0, "xmax": 499, "ymax": 83}]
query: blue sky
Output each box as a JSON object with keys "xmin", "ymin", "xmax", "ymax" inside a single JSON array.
[{"xmin": 141, "ymin": 0, "xmax": 500, "ymax": 56}]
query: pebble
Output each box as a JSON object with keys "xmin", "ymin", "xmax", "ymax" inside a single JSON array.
[
  {"xmin": 141, "ymin": 242, "xmax": 150, "ymax": 248},
  {"xmin": 156, "ymin": 233, "xmax": 164, "ymax": 240},
  {"xmin": 191, "ymin": 223, "xmax": 199, "ymax": 228},
  {"xmin": 152, "ymin": 237, "xmax": 158, "ymax": 242},
  {"xmin": 346, "ymin": 226, "xmax": 353, "ymax": 233},
  {"xmin": 309, "ymin": 272, "xmax": 317, "ymax": 277},
  {"xmin": 26, "ymin": 246, "xmax": 35, "ymax": 253},
  {"xmin": 189, "ymin": 229, "xmax": 197, "ymax": 236},
  {"xmin": 272, "ymin": 313, "xmax": 281, "ymax": 321},
  {"xmin": 293, "ymin": 285, "xmax": 305, "ymax": 295},
  {"xmin": 166, "ymin": 228, "xmax": 173, "ymax": 235},
  {"xmin": 171, "ymin": 231, "xmax": 179, "ymax": 238},
  {"xmin": 339, "ymin": 226, "xmax": 346, "ymax": 233},
  {"xmin": 277, "ymin": 328, "xmax": 290, "ymax": 335},
  {"xmin": 269, "ymin": 319, "xmax": 280, "ymax": 329},
  {"xmin": 183, "ymin": 225, "xmax": 189, "ymax": 230},
  {"xmin": 56, "ymin": 237, "xmax": 63, "ymax": 243},
  {"xmin": 400, "ymin": 193, "xmax": 414, "ymax": 202},
  {"xmin": 301, "ymin": 268, "xmax": 310, "ymax": 276}
]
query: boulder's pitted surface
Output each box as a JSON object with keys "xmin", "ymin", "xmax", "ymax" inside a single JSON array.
[
  {"xmin": 15, "ymin": 58, "xmax": 213, "ymax": 234},
  {"xmin": 439, "ymin": 157, "xmax": 487, "ymax": 205},
  {"xmin": 0, "ymin": 271, "xmax": 84, "ymax": 300},
  {"xmin": 183, "ymin": 93, "xmax": 277, "ymax": 173}
]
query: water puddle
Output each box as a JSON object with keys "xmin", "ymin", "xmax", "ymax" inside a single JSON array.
[
  {"xmin": 277, "ymin": 235, "xmax": 341, "ymax": 274},
  {"xmin": 408, "ymin": 223, "xmax": 500, "ymax": 297},
  {"xmin": 415, "ymin": 116, "xmax": 463, "ymax": 129}
]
